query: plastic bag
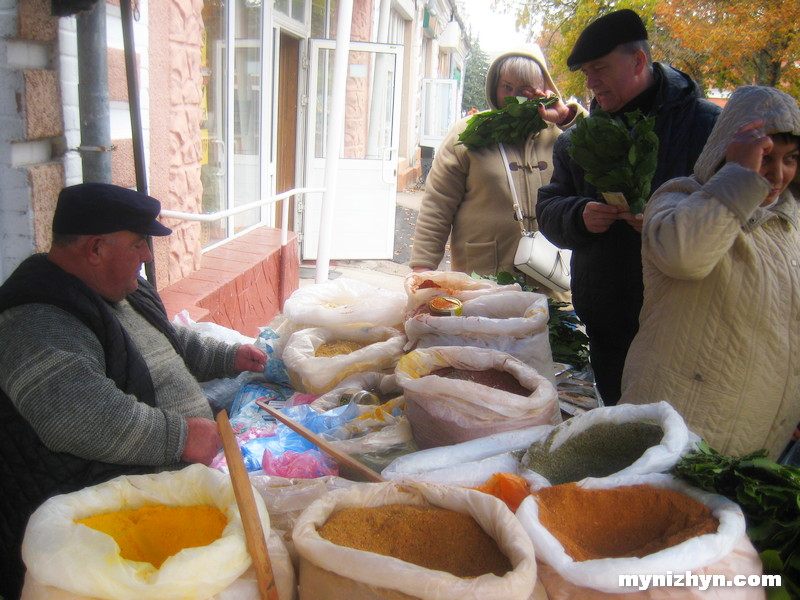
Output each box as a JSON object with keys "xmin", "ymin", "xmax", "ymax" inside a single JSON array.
[
  {"xmin": 382, "ymin": 424, "xmax": 552, "ymax": 486},
  {"xmin": 404, "ymin": 290, "xmax": 556, "ymax": 386},
  {"xmin": 172, "ymin": 310, "xmax": 256, "ymax": 345},
  {"xmin": 516, "ymin": 473, "xmax": 764, "ymax": 599},
  {"xmin": 282, "ymin": 325, "xmax": 407, "ymax": 394},
  {"xmin": 262, "ymin": 449, "xmax": 339, "ymax": 479},
  {"xmin": 292, "ymin": 479, "xmax": 537, "ymax": 600},
  {"xmin": 21, "ymin": 464, "xmax": 295, "ymax": 600},
  {"xmin": 310, "ymin": 371, "xmax": 401, "ymax": 413},
  {"xmin": 395, "ymin": 346, "xmax": 560, "ymax": 449},
  {"xmin": 520, "ymin": 401, "xmax": 693, "ymax": 489},
  {"xmin": 403, "ymin": 271, "xmax": 521, "ymax": 319},
  {"xmin": 281, "ymin": 277, "xmax": 406, "ymax": 330}
]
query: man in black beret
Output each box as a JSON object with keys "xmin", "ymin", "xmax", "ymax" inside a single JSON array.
[
  {"xmin": 0, "ymin": 183, "xmax": 268, "ymax": 598},
  {"xmin": 536, "ymin": 9, "xmax": 722, "ymax": 405}
]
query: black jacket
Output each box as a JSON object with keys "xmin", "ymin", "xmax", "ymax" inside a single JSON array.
[
  {"xmin": 536, "ymin": 63, "xmax": 721, "ymax": 341},
  {"xmin": 0, "ymin": 254, "xmax": 186, "ymax": 600}
]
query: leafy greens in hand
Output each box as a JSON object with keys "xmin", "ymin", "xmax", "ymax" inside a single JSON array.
[
  {"xmin": 567, "ymin": 109, "xmax": 659, "ymax": 214},
  {"xmin": 457, "ymin": 96, "xmax": 559, "ymax": 151}
]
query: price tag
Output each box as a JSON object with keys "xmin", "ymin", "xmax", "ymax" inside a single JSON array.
[{"xmin": 602, "ymin": 191, "xmax": 629, "ymax": 210}]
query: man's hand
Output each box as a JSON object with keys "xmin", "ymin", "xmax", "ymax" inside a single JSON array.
[
  {"xmin": 582, "ymin": 201, "xmax": 627, "ymax": 233},
  {"xmin": 619, "ymin": 211, "xmax": 644, "ymax": 233},
  {"xmin": 181, "ymin": 417, "xmax": 221, "ymax": 465},
  {"xmin": 233, "ymin": 343, "xmax": 267, "ymax": 373}
]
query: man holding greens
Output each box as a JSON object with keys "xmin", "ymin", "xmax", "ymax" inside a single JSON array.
[{"xmin": 536, "ymin": 9, "xmax": 720, "ymax": 405}]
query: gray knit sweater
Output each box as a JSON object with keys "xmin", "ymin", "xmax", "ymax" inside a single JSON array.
[{"xmin": 0, "ymin": 301, "xmax": 239, "ymax": 466}]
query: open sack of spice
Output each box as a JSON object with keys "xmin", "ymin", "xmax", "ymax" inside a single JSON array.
[
  {"xmin": 292, "ymin": 479, "xmax": 542, "ymax": 600},
  {"xmin": 282, "ymin": 324, "xmax": 407, "ymax": 394},
  {"xmin": 404, "ymin": 289, "xmax": 556, "ymax": 387},
  {"xmin": 273, "ymin": 278, "xmax": 406, "ymax": 356},
  {"xmin": 20, "ymin": 464, "xmax": 295, "ymax": 600},
  {"xmin": 395, "ymin": 346, "xmax": 560, "ymax": 450},
  {"xmin": 516, "ymin": 473, "xmax": 764, "ymax": 599},
  {"xmin": 403, "ymin": 270, "xmax": 521, "ymax": 320},
  {"xmin": 519, "ymin": 401, "xmax": 695, "ymax": 488}
]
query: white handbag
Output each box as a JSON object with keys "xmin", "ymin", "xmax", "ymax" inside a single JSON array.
[{"xmin": 500, "ymin": 144, "xmax": 572, "ymax": 293}]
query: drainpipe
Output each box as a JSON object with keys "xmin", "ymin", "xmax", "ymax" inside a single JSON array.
[
  {"xmin": 315, "ymin": 0, "xmax": 354, "ymax": 283},
  {"xmin": 119, "ymin": 0, "xmax": 156, "ymax": 284},
  {"xmin": 76, "ymin": 0, "xmax": 112, "ymax": 183}
]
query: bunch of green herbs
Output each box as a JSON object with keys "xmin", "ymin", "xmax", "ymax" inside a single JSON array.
[
  {"xmin": 457, "ymin": 96, "xmax": 559, "ymax": 151},
  {"xmin": 477, "ymin": 271, "xmax": 589, "ymax": 370},
  {"xmin": 567, "ymin": 109, "xmax": 659, "ymax": 214},
  {"xmin": 672, "ymin": 441, "xmax": 800, "ymax": 599}
]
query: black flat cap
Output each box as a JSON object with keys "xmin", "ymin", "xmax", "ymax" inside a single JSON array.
[
  {"xmin": 567, "ymin": 9, "xmax": 648, "ymax": 71},
  {"xmin": 52, "ymin": 183, "xmax": 172, "ymax": 236}
]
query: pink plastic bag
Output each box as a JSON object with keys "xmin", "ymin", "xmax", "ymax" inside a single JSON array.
[{"xmin": 262, "ymin": 449, "xmax": 339, "ymax": 479}]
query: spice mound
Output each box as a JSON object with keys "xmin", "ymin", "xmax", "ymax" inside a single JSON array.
[
  {"xmin": 522, "ymin": 421, "xmax": 663, "ymax": 484},
  {"xmin": 429, "ymin": 366, "xmax": 530, "ymax": 396},
  {"xmin": 315, "ymin": 340, "xmax": 366, "ymax": 357},
  {"xmin": 76, "ymin": 504, "xmax": 227, "ymax": 568},
  {"xmin": 533, "ymin": 483, "xmax": 718, "ymax": 561},
  {"xmin": 317, "ymin": 503, "xmax": 512, "ymax": 578}
]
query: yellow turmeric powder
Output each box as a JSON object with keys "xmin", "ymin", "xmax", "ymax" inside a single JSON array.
[{"xmin": 76, "ymin": 504, "xmax": 228, "ymax": 568}]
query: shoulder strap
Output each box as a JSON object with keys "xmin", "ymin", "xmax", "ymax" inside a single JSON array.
[{"xmin": 498, "ymin": 144, "xmax": 527, "ymax": 235}]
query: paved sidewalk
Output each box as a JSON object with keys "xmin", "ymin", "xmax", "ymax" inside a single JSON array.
[{"xmin": 299, "ymin": 189, "xmax": 450, "ymax": 293}]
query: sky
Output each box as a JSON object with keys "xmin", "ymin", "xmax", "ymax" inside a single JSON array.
[{"xmin": 458, "ymin": 1, "xmax": 529, "ymax": 57}]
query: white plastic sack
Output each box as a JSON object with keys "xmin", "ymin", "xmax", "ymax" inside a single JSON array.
[
  {"xmin": 292, "ymin": 479, "xmax": 537, "ymax": 600},
  {"xmin": 404, "ymin": 271, "xmax": 521, "ymax": 318},
  {"xmin": 282, "ymin": 325, "xmax": 407, "ymax": 394},
  {"xmin": 382, "ymin": 425, "xmax": 552, "ymax": 487},
  {"xmin": 404, "ymin": 290, "xmax": 556, "ymax": 386},
  {"xmin": 310, "ymin": 371, "xmax": 402, "ymax": 413},
  {"xmin": 396, "ymin": 346, "xmax": 560, "ymax": 449},
  {"xmin": 282, "ymin": 278, "xmax": 406, "ymax": 330},
  {"xmin": 516, "ymin": 473, "xmax": 764, "ymax": 599},
  {"xmin": 172, "ymin": 310, "xmax": 256, "ymax": 344},
  {"xmin": 520, "ymin": 401, "xmax": 692, "ymax": 489},
  {"xmin": 21, "ymin": 464, "xmax": 295, "ymax": 600}
]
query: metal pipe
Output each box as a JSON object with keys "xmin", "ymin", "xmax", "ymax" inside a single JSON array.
[
  {"xmin": 119, "ymin": 0, "xmax": 156, "ymax": 283},
  {"xmin": 315, "ymin": 0, "xmax": 354, "ymax": 284},
  {"xmin": 76, "ymin": 0, "xmax": 112, "ymax": 183}
]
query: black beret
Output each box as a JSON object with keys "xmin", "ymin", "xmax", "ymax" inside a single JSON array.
[
  {"xmin": 52, "ymin": 183, "xmax": 172, "ymax": 236},
  {"xmin": 567, "ymin": 9, "xmax": 648, "ymax": 71}
]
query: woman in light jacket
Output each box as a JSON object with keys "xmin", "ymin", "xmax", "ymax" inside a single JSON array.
[
  {"xmin": 409, "ymin": 45, "xmax": 584, "ymax": 297},
  {"xmin": 621, "ymin": 86, "xmax": 800, "ymax": 459}
]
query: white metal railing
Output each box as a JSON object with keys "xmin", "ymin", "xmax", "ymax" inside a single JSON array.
[{"xmin": 159, "ymin": 187, "xmax": 325, "ymax": 247}]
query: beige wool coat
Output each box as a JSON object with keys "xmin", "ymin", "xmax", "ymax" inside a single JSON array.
[
  {"xmin": 620, "ymin": 86, "xmax": 800, "ymax": 459},
  {"xmin": 409, "ymin": 45, "xmax": 584, "ymax": 289}
]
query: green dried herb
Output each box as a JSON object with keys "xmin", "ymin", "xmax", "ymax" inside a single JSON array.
[
  {"xmin": 567, "ymin": 109, "xmax": 659, "ymax": 214},
  {"xmin": 672, "ymin": 442, "xmax": 800, "ymax": 599},
  {"xmin": 457, "ymin": 96, "xmax": 559, "ymax": 150}
]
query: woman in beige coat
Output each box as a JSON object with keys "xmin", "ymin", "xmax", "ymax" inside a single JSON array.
[
  {"xmin": 621, "ymin": 86, "xmax": 800, "ymax": 459},
  {"xmin": 409, "ymin": 45, "xmax": 584, "ymax": 296}
]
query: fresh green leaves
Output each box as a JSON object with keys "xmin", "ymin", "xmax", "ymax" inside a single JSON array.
[
  {"xmin": 568, "ymin": 109, "xmax": 659, "ymax": 214},
  {"xmin": 457, "ymin": 96, "xmax": 559, "ymax": 150},
  {"xmin": 672, "ymin": 442, "xmax": 800, "ymax": 598}
]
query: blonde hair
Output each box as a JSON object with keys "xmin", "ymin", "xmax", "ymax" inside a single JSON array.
[{"xmin": 498, "ymin": 56, "xmax": 545, "ymax": 90}]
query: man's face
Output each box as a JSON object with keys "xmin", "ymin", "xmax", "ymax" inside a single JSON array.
[
  {"xmin": 579, "ymin": 48, "xmax": 647, "ymax": 113},
  {"xmin": 94, "ymin": 231, "xmax": 153, "ymax": 302}
]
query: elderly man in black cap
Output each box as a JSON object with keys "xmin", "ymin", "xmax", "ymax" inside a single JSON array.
[
  {"xmin": 536, "ymin": 9, "xmax": 721, "ymax": 406},
  {"xmin": 0, "ymin": 183, "xmax": 268, "ymax": 599}
]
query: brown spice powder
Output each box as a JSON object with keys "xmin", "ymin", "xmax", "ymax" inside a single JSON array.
[
  {"xmin": 315, "ymin": 340, "xmax": 365, "ymax": 357},
  {"xmin": 533, "ymin": 483, "xmax": 719, "ymax": 561},
  {"xmin": 317, "ymin": 503, "xmax": 512, "ymax": 578},
  {"xmin": 429, "ymin": 367, "xmax": 530, "ymax": 396}
]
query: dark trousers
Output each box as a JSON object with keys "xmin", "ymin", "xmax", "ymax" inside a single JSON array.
[{"xmin": 587, "ymin": 328, "xmax": 637, "ymax": 406}]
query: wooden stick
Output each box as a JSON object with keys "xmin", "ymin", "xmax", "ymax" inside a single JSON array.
[
  {"xmin": 256, "ymin": 400, "xmax": 386, "ymax": 483},
  {"xmin": 216, "ymin": 410, "xmax": 279, "ymax": 600}
]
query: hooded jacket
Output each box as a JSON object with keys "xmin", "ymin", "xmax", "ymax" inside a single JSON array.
[
  {"xmin": 620, "ymin": 86, "xmax": 800, "ymax": 459},
  {"xmin": 409, "ymin": 45, "xmax": 585, "ymax": 289}
]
